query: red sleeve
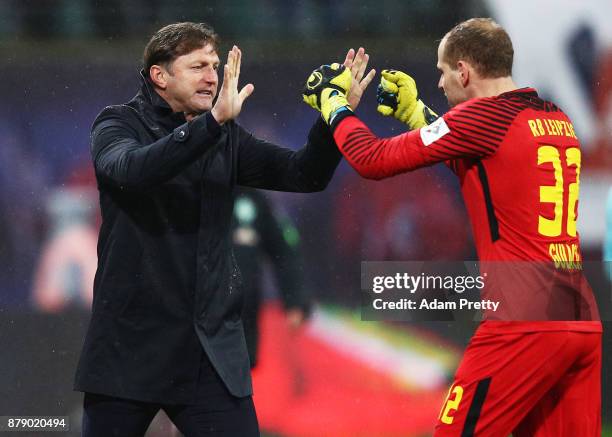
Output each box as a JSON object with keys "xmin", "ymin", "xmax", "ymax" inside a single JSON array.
[{"xmin": 333, "ymin": 97, "xmax": 520, "ymax": 180}]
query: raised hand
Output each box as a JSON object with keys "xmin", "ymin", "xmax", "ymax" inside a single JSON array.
[
  {"xmin": 376, "ymin": 69, "xmax": 438, "ymax": 130},
  {"xmin": 343, "ymin": 47, "xmax": 376, "ymax": 110},
  {"xmin": 211, "ymin": 45, "xmax": 254, "ymax": 124},
  {"xmin": 302, "ymin": 63, "xmax": 353, "ymax": 126}
]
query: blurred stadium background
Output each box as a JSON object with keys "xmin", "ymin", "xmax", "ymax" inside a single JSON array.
[{"xmin": 0, "ymin": 0, "xmax": 610, "ymax": 436}]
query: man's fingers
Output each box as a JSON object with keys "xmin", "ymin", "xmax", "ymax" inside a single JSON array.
[
  {"xmin": 225, "ymin": 50, "xmax": 234, "ymax": 80},
  {"xmin": 343, "ymin": 48, "xmax": 355, "ymax": 68},
  {"xmin": 351, "ymin": 47, "xmax": 365, "ymax": 78},
  {"xmin": 232, "ymin": 46, "xmax": 238, "ymax": 77},
  {"xmin": 235, "ymin": 45, "xmax": 241, "ymax": 77},
  {"xmin": 238, "ymin": 83, "xmax": 254, "ymax": 102},
  {"xmin": 356, "ymin": 52, "xmax": 369, "ymax": 81},
  {"xmin": 360, "ymin": 68, "xmax": 376, "ymax": 91},
  {"xmin": 222, "ymin": 63, "xmax": 230, "ymax": 88}
]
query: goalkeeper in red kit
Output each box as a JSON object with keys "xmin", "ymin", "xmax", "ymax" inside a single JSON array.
[{"xmin": 303, "ymin": 18, "xmax": 602, "ymax": 436}]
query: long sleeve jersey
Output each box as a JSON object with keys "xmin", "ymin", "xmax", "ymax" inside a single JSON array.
[{"xmin": 333, "ymin": 88, "xmax": 600, "ymax": 332}]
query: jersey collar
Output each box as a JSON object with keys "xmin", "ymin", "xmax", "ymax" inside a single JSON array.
[{"xmin": 498, "ymin": 87, "xmax": 538, "ymax": 98}]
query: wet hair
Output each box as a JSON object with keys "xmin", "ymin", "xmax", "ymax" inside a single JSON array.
[
  {"xmin": 442, "ymin": 18, "xmax": 513, "ymax": 78},
  {"xmin": 143, "ymin": 22, "xmax": 219, "ymax": 73}
]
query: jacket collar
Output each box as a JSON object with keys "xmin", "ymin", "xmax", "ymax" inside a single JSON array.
[
  {"xmin": 139, "ymin": 69, "xmax": 173, "ymax": 112},
  {"xmin": 137, "ymin": 69, "xmax": 189, "ymax": 130}
]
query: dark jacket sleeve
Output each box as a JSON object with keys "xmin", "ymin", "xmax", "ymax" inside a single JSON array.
[
  {"xmin": 237, "ymin": 117, "xmax": 342, "ymax": 192},
  {"xmin": 91, "ymin": 106, "xmax": 222, "ymax": 191},
  {"xmin": 256, "ymin": 194, "xmax": 310, "ymax": 314}
]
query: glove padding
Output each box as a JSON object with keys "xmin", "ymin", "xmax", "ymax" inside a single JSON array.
[
  {"xmin": 376, "ymin": 69, "xmax": 438, "ymax": 130},
  {"xmin": 303, "ymin": 63, "xmax": 353, "ymax": 126}
]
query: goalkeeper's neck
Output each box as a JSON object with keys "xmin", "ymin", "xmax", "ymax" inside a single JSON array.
[{"xmin": 469, "ymin": 75, "xmax": 518, "ymax": 100}]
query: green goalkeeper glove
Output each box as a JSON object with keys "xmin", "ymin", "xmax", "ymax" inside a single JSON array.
[
  {"xmin": 303, "ymin": 63, "xmax": 353, "ymax": 127},
  {"xmin": 376, "ymin": 69, "xmax": 438, "ymax": 130}
]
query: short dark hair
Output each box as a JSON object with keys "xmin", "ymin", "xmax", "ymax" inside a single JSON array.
[
  {"xmin": 143, "ymin": 22, "xmax": 220, "ymax": 73},
  {"xmin": 443, "ymin": 18, "xmax": 513, "ymax": 78}
]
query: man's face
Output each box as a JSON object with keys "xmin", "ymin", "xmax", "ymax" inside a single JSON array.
[
  {"xmin": 436, "ymin": 38, "xmax": 466, "ymax": 107},
  {"xmin": 164, "ymin": 44, "xmax": 220, "ymax": 115}
]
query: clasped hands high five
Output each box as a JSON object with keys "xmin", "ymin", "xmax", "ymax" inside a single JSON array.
[
  {"xmin": 302, "ymin": 48, "xmax": 438, "ymax": 130},
  {"xmin": 212, "ymin": 45, "xmax": 437, "ymax": 130}
]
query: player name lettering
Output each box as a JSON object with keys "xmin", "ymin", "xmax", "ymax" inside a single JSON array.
[
  {"xmin": 527, "ymin": 118, "xmax": 577, "ymax": 139},
  {"xmin": 548, "ymin": 242, "xmax": 582, "ymax": 270}
]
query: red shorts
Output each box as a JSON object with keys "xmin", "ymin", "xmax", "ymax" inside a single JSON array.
[{"xmin": 434, "ymin": 326, "xmax": 601, "ymax": 436}]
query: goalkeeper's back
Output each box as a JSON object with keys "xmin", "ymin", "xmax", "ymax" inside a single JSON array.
[{"xmin": 445, "ymin": 88, "xmax": 582, "ymax": 265}]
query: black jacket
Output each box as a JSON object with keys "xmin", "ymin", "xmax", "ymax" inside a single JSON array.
[{"xmin": 74, "ymin": 72, "xmax": 341, "ymax": 403}]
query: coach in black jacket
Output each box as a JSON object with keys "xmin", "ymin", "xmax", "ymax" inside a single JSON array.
[{"xmin": 75, "ymin": 22, "xmax": 374, "ymax": 436}]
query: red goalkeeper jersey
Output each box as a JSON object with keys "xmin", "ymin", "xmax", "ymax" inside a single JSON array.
[{"xmin": 334, "ymin": 88, "xmax": 600, "ymax": 332}]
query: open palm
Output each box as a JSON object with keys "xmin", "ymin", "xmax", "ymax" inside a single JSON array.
[
  {"xmin": 343, "ymin": 47, "xmax": 376, "ymax": 110},
  {"xmin": 211, "ymin": 45, "xmax": 254, "ymax": 124}
]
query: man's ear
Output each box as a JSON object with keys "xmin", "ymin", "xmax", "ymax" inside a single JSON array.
[
  {"xmin": 149, "ymin": 65, "xmax": 168, "ymax": 89},
  {"xmin": 456, "ymin": 60, "xmax": 470, "ymax": 87}
]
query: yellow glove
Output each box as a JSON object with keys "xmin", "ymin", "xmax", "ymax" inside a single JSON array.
[
  {"xmin": 303, "ymin": 63, "xmax": 353, "ymax": 126},
  {"xmin": 376, "ymin": 69, "xmax": 438, "ymax": 130}
]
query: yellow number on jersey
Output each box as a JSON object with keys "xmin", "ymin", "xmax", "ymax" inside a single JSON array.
[
  {"xmin": 439, "ymin": 384, "xmax": 464, "ymax": 425},
  {"xmin": 565, "ymin": 148, "xmax": 581, "ymax": 237},
  {"xmin": 537, "ymin": 146, "xmax": 581, "ymax": 237}
]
